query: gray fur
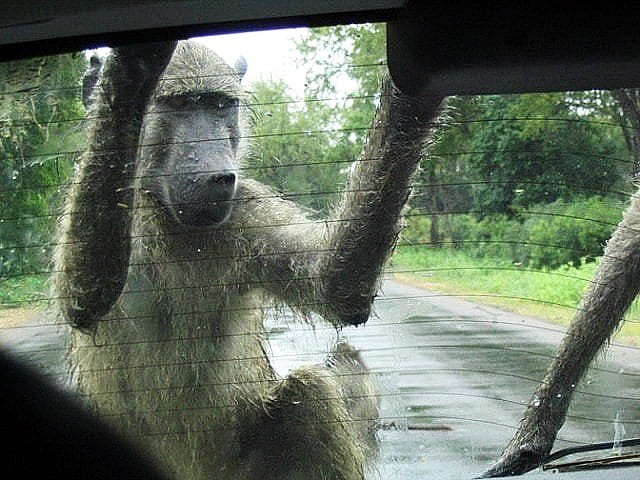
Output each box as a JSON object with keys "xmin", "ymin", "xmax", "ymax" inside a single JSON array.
[{"xmin": 53, "ymin": 40, "xmax": 443, "ymax": 479}]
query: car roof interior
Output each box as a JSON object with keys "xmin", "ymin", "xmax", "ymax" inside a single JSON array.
[{"xmin": 2, "ymin": 1, "xmax": 640, "ymax": 96}]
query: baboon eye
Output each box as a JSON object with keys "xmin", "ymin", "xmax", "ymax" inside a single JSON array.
[
  {"xmin": 162, "ymin": 93, "xmax": 238, "ymax": 111},
  {"xmin": 223, "ymin": 97, "xmax": 240, "ymax": 110},
  {"xmin": 165, "ymin": 95, "xmax": 187, "ymax": 109},
  {"xmin": 201, "ymin": 94, "xmax": 238, "ymax": 111},
  {"xmin": 216, "ymin": 98, "xmax": 230, "ymax": 109}
]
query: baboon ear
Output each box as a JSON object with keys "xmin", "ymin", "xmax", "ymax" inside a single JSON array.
[{"xmin": 235, "ymin": 56, "xmax": 248, "ymax": 81}]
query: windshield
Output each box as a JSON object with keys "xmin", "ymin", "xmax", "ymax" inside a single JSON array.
[{"xmin": 1, "ymin": 24, "xmax": 639, "ymax": 480}]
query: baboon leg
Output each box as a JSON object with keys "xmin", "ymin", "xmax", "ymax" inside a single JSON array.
[
  {"xmin": 241, "ymin": 366, "xmax": 370, "ymax": 480},
  {"xmin": 53, "ymin": 42, "xmax": 176, "ymax": 329},
  {"xmin": 482, "ymin": 188, "xmax": 640, "ymax": 477},
  {"xmin": 246, "ymin": 76, "xmax": 444, "ymax": 327}
]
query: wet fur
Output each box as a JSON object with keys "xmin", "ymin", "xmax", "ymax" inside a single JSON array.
[{"xmin": 53, "ymin": 41, "xmax": 443, "ymax": 479}]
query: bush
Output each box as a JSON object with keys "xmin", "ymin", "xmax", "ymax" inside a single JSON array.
[
  {"xmin": 521, "ymin": 196, "xmax": 622, "ymax": 269},
  {"xmin": 401, "ymin": 196, "xmax": 623, "ymax": 270},
  {"xmin": 401, "ymin": 212, "xmax": 432, "ymax": 245}
]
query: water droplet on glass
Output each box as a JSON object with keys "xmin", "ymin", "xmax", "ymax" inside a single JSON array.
[{"xmin": 613, "ymin": 410, "xmax": 626, "ymax": 453}]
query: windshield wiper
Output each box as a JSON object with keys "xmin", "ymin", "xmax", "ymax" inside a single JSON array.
[{"xmin": 542, "ymin": 437, "xmax": 640, "ymax": 472}]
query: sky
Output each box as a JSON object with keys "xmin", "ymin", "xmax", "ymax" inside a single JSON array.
[
  {"xmin": 195, "ymin": 27, "xmax": 309, "ymax": 95},
  {"xmin": 89, "ymin": 27, "xmax": 311, "ymax": 96}
]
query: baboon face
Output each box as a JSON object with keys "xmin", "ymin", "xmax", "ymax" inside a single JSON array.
[{"xmin": 138, "ymin": 42, "xmax": 246, "ymax": 228}]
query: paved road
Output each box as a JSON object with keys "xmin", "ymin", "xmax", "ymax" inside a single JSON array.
[
  {"xmin": 267, "ymin": 277, "xmax": 640, "ymax": 479},
  {"xmin": 3, "ymin": 277, "xmax": 640, "ymax": 479}
]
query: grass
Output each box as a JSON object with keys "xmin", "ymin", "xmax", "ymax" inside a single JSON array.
[
  {"xmin": 392, "ymin": 245, "xmax": 640, "ymax": 342},
  {"xmin": 0, "ymin": 274, "xmax": 48, "ymax": 328},
  {"xmin": 0, "ymin": 274, "xmax": 48, "ymax": 307}
]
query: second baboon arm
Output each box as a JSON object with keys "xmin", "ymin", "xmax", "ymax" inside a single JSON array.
[
  {"xmin": 54, "ymin": 43, "xmax": 177, "ymax": 329},
  {"xmin": 246, "ymin": 75, "xmax": 444, "ymax": 326},
  {"xmin": 483, "ymin": 189, "xmax": 640, "ymax": 477}
]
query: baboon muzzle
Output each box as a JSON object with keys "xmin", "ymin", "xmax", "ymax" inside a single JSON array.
[{"xmin": 170, "ymin": 170, "xmax": 237, "ymax": 227}]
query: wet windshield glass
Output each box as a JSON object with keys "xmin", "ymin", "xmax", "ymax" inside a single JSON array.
[{"xmin": 1, "ymin": 24, "xmax": 639, "ymax": 479}]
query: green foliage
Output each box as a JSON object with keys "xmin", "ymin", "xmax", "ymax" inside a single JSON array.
[
  {"xmin": 403, "ymin": 196, "xmax": 622, "ymax": 270},
  {"xmin": 519, "ymin": 196, "xmax": 622, "ymax": 269},
  {"xmin": 468, "ymin": 94, "xmax": 625, "ymax": 215},
  {"xmin": 248, "ymin": 79, "xmax": 347, "ymax": 214},
  {"xmin": 418, "ymin": 95, "xmax": 482, "ymax": 210},
  {"xmin": 401, "ymin": 213, "xmax": 432, "ymax": 245},
  {"xmin": 247, "ymin": 24, "xmax": 387, "ymax": 215},
  {"xmin": 0, "ymin": 273, "xmax": 47, "ymax": 305},
  {"xmin": 0, "ymin": 53, "xmax": 85, "ymax": 277},
  {"xmin": 296, "ymin": 23, "xmax": 386, "ymax": 164}
]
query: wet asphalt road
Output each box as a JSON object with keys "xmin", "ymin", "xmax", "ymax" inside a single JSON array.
[
  {"xmin": 3, "ymin": 277, "xmax": 640, "ymax": 479},
  {"xmin": 267, "ymin": 277, "xmax": 640, "ymax": 479}
]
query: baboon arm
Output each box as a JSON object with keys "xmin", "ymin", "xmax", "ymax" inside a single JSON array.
[
  {"xmin": 319, "ymin": 76, "xmax": 443, "ymax": 324},
  {"xmin": 244, "ymin": 75, "xmax": 443, "ymax": 325},
  {"xmin": 53, "ymin": 43, "xmax": 177, "ymax": 329},
  {"xmin": 482, "ymin": 190, "xmax": 640, "ymax": 477}
]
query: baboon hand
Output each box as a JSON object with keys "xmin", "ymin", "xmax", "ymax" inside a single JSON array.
[
  {"xmin": 326, "ymin": 284, "xmax": 375, "ymax": 327},
  {"xmin": 479, "ymin": 429, "xmax": 552, "ymax": 477},
  {"xmin": 479, "ymin": 447, "xmax": 547, "ymax": 477},
  {"xmin": 344, "ymin": 310, "xmax": 371, "ymax": 326}
]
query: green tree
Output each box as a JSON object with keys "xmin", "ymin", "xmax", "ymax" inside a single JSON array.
[
  {"xmin": 249, "ymin": 79, "xmax": 346, "ymax": 215},
  {"xmin": 296, "ymin": 23, "xmax": 386, "ymax": 163},
  {"xmin": 411, "ymin": 95, "xmax": 482, "ymax": 244},
  {"xmin": 247, "ymin": 24, "xmax": 388, "ymax": 216},
  {"xmin": 609, "ymin": 89, "xmax": 640, "ymax": 178},
  {"xmin": 468, "ymin": 93, "xmax": 624, "ymax": 216},
  {"xmin": 0, "ymin": 53, "xmax": 85, "ymax": 277}
]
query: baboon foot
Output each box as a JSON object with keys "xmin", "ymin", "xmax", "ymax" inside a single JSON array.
[
  {"xmin": 326, "ymin": 340, "xmax": 366, "ymax": 369},
  {"xmin": 325, "ymin": 340, "xmax": 380, "ymax": 457}
]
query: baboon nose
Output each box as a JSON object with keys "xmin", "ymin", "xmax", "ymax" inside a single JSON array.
[
  {"xmin": 170, "ymin": 171, "xmax": 238, "ymax": 227},
  {"xmin": 208, "ymin": 172, "xmax": 236, "ymax": 190},
  {"xmin": 182, "ymin": 172, "xmax": 237, "ymax": 227}
]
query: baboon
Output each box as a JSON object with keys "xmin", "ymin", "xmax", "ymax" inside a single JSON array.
[
  {"xmin": 53, "ymin": 41, "xmax": 443, "ymax": 479},
  {"xmin": 483, "ymin": 188, "xmax": 640, "ymax": 476}
]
